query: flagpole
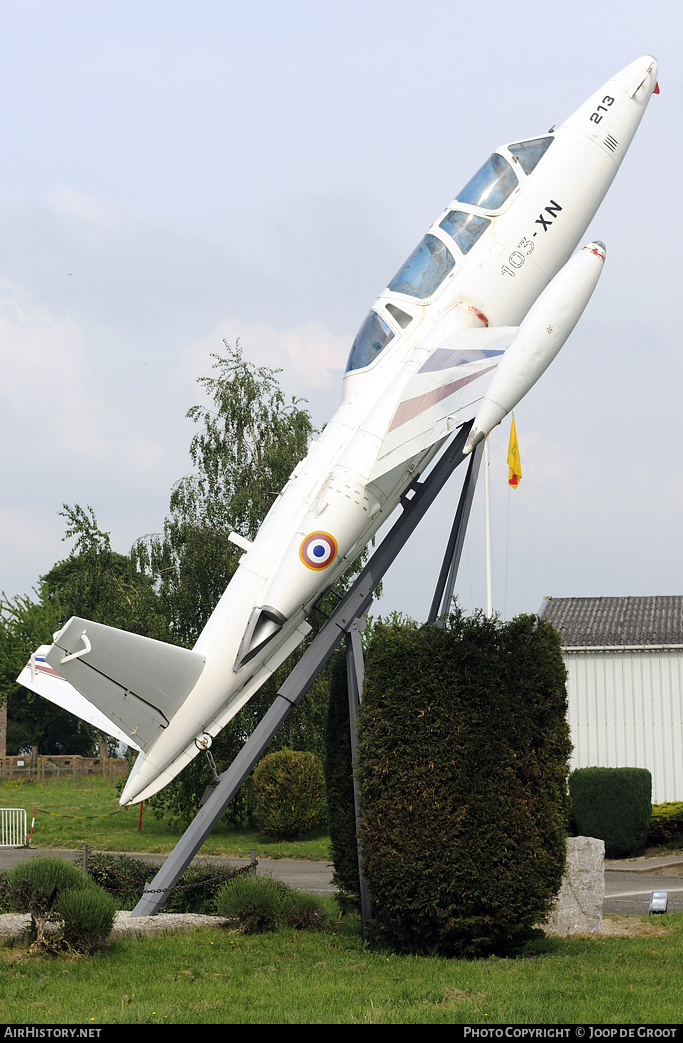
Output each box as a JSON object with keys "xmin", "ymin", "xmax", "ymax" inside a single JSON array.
[
  {"xmin": 484, "ymin": 436, "xmax": 493, "ymax": 617},
  {"xmin": 504, "ymin": 415, "xmax": 522, "ymax": 620}
]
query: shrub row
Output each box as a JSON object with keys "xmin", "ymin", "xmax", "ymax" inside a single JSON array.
[
  {"xmin": 3, "ymin": 855, "xmax": 330, "ymax": 948},
  {"xmin": 86, "ymin": 852, "xmax": 233, "ymax": 913},
  {"xmin": 568, "ymin": 772, "xmax": 683, "ymax": 856},
  {"xmin": 568, "ymin": 767, "xmax": 652, "ymax": 858},
  {"xmin": 214, "ymin": 874, "xmax": 327, "ymax": 933},
  {"xmin": 648, "ymin": 802, "xmax": 683, "ymax": 846}
]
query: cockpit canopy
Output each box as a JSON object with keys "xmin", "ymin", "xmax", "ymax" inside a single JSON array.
[
  {"xmin": 456, "ymin": 135, "xmax": 553, "ymax": 210},
  {"xmin": 439, "ymin": 210, "xmax": 491, "ymax": 254},
  {"xmin": 346, "ymin": 234, "xmax": 457, "ymax": 373},
  {"xmin": 456, "ymin": 153, "xmax": 519, "ymax": 210},
  {"xmin": 346, "ymin": 310, "xmax": 394, "ymax": 373},
  {"xmin": 388, "ymin": 233, "xmax": 455, "ymax": 300},
  {"xmin": 345, "ymin": 135, "xmax": 554, "ymax": 373},
  {"xmin": 508, "ymin": 135, "xmax": 554, "ymax": 174}
]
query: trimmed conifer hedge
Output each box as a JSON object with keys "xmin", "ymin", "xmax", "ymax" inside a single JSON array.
[
  {"xmin": 569, "ymin": 766, "xmax": 652, "ymax": 857},
  {"xmin": 323, "ymin": 648, "xmax": 362, "ymax": 907},
  {"xmin": 356, "ymin": 611, "xmax": 571, "ymax": 958}
]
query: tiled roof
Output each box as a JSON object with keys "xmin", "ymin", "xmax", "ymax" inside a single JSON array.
[{"xmin": 540, "ymin": 596, "xmax": 683, "ymax": 647}]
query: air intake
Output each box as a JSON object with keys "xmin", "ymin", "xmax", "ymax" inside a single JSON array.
[{"xmin": 235, "ymin": 606, "xmax": 287, "ymax": 668}]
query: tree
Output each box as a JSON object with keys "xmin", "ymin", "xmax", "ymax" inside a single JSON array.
[
  {"xmin": 3, "ymin": 342, "xmax": 347, "ymax": 787},
  {"xmin": 134, "ymin": 341, "xmax": 326, "ymax": 823},
  {"xmin": 133, "ymin": 341, "xmax": 315, "ymax": 646},
  {"xmin": 324, "ymin": 612, "xmax": 420, "ymax": 911},
  {"xmin": 323, "ymin": 648, "xmax": 361, "ymax": 906},
  {"xmin": 42, "ymin": 504, "xmax": 172, "ymax": 642},
  {"xmin": 2, "ymin": 506, "xmax": 171, "ymax": 756},
  {"xmin": 0, "ymin": 586, "xmax": 95, "ymax": 756}
]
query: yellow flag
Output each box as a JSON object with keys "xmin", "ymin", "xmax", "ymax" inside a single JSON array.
[{"xmin": 507, "ymin": 414, "xmax": 521, "ymax": 489}]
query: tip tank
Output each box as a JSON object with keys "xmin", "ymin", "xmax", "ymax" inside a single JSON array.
[{"xmin": 463, "ymin": 242, "xmax": 606, "ymax": 455}]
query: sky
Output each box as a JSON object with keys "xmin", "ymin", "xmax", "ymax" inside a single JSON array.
[{"xmin": 0, "ymin": 0, "xmax": 680, "ymax": 629}]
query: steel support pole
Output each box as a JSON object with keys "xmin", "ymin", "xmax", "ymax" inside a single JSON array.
[
  {"xmin": 427, "ymin": 439, "xmax": 484, "ymax": 625},
  {"xmin": 345, "ymin": 620, "xmax": 373, "ymax": 937},
  {"xmin": 131, "ymin": 421, "xmax": 473, "ymax": 917}
]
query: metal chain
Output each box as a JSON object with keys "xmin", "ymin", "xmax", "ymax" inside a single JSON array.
[
  {"xmin": 86, "ymin": 856, "xmax": 259, "ymax": 895},
  {"xmin": 37, "ymin": 807, "xmax": 129, "ymax": 820}
]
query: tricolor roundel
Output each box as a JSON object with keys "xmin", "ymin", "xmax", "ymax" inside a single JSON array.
[{"xmin": 299, "ymin": 531, "xmax": 338, "ymax": 571}]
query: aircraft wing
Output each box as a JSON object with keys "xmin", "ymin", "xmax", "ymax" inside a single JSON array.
[
  {"xmin": 17, "ymin": 646, "xmax": 142, "ymax": 752},
  {"xmin": 370, "ymin": 325, "xmax": 516, "ymax": 480}
]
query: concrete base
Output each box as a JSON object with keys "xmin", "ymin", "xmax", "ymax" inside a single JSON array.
[{"xmin": 544, "ymin": 836, "xmax": 605, "ymax": 936}]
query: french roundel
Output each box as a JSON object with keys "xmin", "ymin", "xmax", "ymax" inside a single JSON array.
[{"xmin": 299, "ymin": 531, "xmax": 338, "ymax": 571}]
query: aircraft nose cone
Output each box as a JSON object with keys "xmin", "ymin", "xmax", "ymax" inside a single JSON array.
[{"xmin": 612, "ymin": 55, "xmax": 658, "ymax": 99}]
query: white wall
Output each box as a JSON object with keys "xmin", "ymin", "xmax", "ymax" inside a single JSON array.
[{"xmin": 564, "ymin": 646, "xmax": 683, "ymax": 804}]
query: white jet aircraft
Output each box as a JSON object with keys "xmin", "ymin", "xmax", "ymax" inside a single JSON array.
[{"xmin": 18, "ymin": 55, "xmax": 658, "ymax": 806}]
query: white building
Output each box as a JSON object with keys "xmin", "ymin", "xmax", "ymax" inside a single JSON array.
[{"xmin": 540, "ymin": 596, "xmax": 683, "ymax": 804}]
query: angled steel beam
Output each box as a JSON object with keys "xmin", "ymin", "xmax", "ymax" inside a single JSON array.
[
  {"xmin": 345, "ymin": 619, "xmax": 372, "ymax": 936},
  {"xmin": 427, "ymin": 438, "xmax": 484, "ymax": 625}
]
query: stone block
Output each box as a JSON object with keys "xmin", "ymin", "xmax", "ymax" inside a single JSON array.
[{"xmin": 544, "ymin": 835, "xmax": 605, "ymax": 936}]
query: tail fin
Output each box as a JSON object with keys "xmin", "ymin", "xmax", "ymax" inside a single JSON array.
[
  {"xmin": 45, "ymin": 617, "xmax": 205, "ymax": 752},
  {"xmin": 17, "ymin": 646, "xmax": 142, "ymax": 751}
]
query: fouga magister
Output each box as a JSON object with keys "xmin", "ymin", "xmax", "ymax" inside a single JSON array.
[{"xmin": 18, "ymin": 55, "xmax": 659, "ymax": 805}]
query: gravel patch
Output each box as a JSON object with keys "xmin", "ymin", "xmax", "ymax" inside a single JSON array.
[
  {"xmin": 109, "ymin": 911, "xmax": 228, "ymax": 939},
  {"xmin": 597, "ymin": 915, "xmax": 672, "ymax": 938},
  {"xmin": 0, "ymin": 914, "xmax": 33, "ymax": 945},
  {"xmin": 0, "ymin": 911, "xmax": 228, "ymax": 946}
]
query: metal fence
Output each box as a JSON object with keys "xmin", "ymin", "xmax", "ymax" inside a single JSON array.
[
  {"xmin": 0, "ymin": 757, "xmax": 129, "ymax": 782},
  {"xmin": 0, "ymin": 807, "xmax": 27, "ymax": 847}
]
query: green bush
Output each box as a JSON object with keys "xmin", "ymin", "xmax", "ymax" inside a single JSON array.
[
  {"xmin": 357, "ymin": 612, "xmax": 572, "ymax": 958},
  {"xmin": 57, "ymin": 884, "xmax": 117, "ymax": 953},
  {"xmin": 163, "ymin": 862, "xmax": 241, "ymax": 914},
  {"xmin": 0, "ymin": 871, "xmax": 11, "ymax": 914},
  {"xmin": 569, "ymin": 767, "xmax": 652, "ymax": 858},
  {"xmin": 252, "ymin": 747, "xmax": 326, "ymax": 840},
  {"xmin": 283, "ymin": 889, "xmax": 328, "ymax": 931},
  {"xmin": 647, "ymin": 802, "xmax": 683, "ymax": 846},
  {"xmin": 86, "ymin": 852, "xmax": 238, "ymax": 914},
  {"xmin": 6, "ymin": 856, "xmax": 89, "ymax": 943},
  {"xmin": 86, "ymin": 853, "xmax": 152, "ymax": 910},
  {"xmin": 214, "ymin": 874, "xmax": 327, "ymax": 933}
]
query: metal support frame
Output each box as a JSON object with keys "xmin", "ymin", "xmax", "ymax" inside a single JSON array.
[
  {"xmin": 131, "ymin": 420, "xmax": 476, "ymax": 917},
  {"xmin": 345, "ymin": 620, "xmax": 372, "ymax": 934},
  {"xmin": 427, "ymin": 439, "xmax": 484, "ymax": 625}
]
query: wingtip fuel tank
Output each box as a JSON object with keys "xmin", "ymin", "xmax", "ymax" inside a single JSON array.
[
  {"xmin": 17, "ymin": 56, "xmax": 658, "ymax": 807},
  {"xmin": 462, "ymin": 240, "xmax": 606, "ymax": 455}
]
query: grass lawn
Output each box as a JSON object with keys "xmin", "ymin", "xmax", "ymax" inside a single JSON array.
[
  {"xmin": 0, "ymin": 776, "xmax": 331, "ymax": 861},
  {"xmin": 3, "ymin": 778, "xmax": 683, "ymax": 1024},
  {"xmin": 1, "ymin": 912, "xmax": 682, "ymax": 1024}
]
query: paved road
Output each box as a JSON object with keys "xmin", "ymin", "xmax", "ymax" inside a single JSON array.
[
  {"xmin": 604, "ymin": 872, "xmax": 683, "ymax": 915},
  {"xmin": 0, "ymin": 846, "xmax": 337, "ymax": 896},
  {"xmin": 603, "ymin": 855, "xmax": 683, "ymax": 916},
  {"xmin": 3, "ymin": 846, "xmax": 683, "ymax": 914}
]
